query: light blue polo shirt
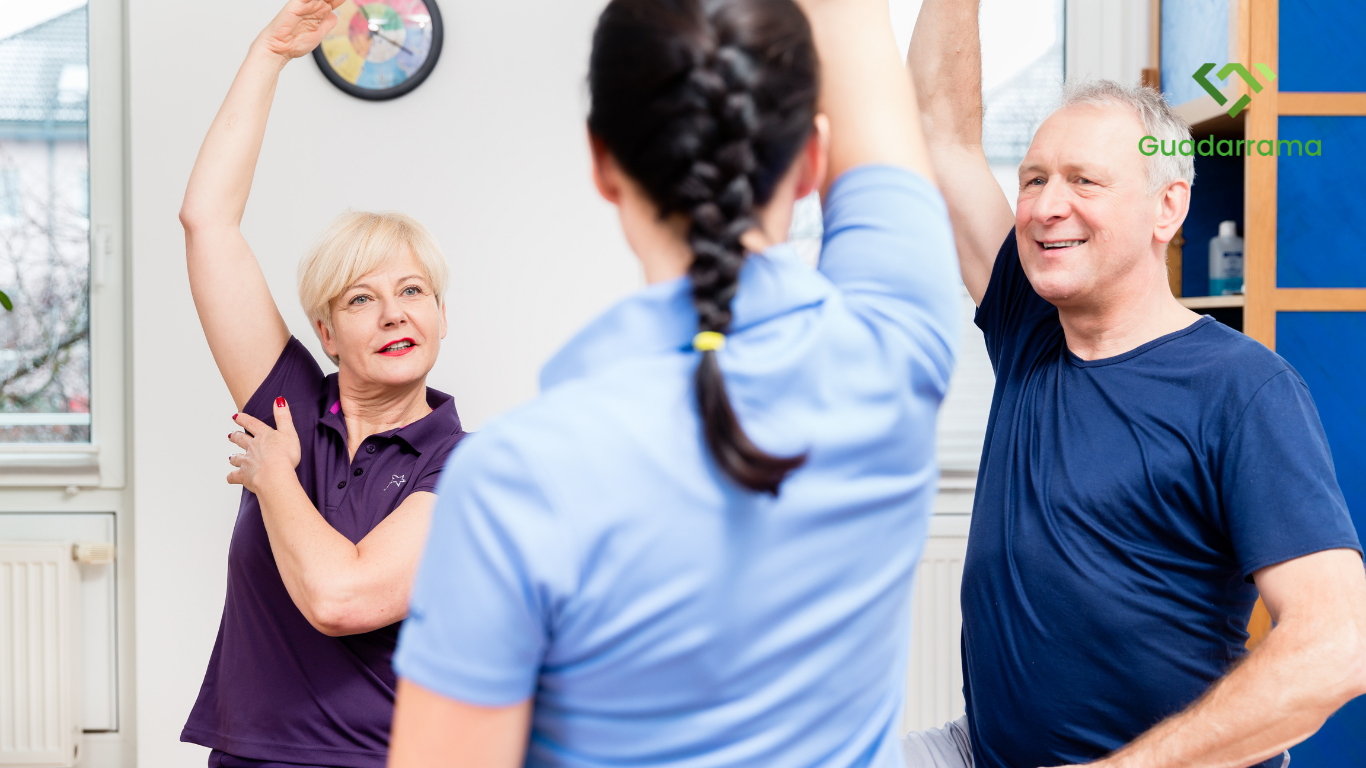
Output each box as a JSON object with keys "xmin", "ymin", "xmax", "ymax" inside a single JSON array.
[{"xmin": 395, "ymin": 166, "xmax": 960, "ymax": 768}]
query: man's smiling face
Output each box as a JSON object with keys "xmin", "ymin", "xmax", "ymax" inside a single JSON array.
[{"xmin": 1014, "ymin": 103, "xmax": 1162, "ymax": 308}]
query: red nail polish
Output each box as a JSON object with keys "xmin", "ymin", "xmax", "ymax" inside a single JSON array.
[
  {"xmin": 275, "ymin": 397, "xmax": 286, "ymax": 408},
  {"xmin": 232, "ymin": 414, "xmax": 238, "ymax": 421}
]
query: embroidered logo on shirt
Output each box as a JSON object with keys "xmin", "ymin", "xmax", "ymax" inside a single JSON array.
[{"xmin": 386, "ymin": 474, "xmax": 407, "ymax": 491}]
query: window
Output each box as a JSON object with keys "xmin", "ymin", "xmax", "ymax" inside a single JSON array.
[
  {"xmin": 980, "ymin": 0, "xmax": 1066, "ymax": 205},
  {"xmin": 891, "ymin": 0, "xmax": 1066, "ymax": 489},
  {"xmin": 0, "ymin": 0, "xmax": 127, "ymax": 754},
  {"xmin": 0, "ymin": 168, "xmax": 20, "ymax": 222},
  {"xmin": 784, "ymin": 0, "xmax": 1067, "ymax": 504},
  {"xmin": 0, "ymin": 2, "xmax": 92, "ymax": 445},
  {"xmin": 937, "ymin": 0, "xmax": 1065, "ymax": 484},
  {"xmin": 76, "ymin": 169, "xmax": 90, "ymax": 219}
]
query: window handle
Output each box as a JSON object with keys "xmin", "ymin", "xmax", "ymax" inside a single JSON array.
[{"xmin": 93, "ymin": 226, "xmax": 113, "ymax": 288}]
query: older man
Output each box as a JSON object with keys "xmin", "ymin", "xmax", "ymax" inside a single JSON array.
[{"xmin": 901, "ymin": 2, "xmax": 1366, "ymax": 768}]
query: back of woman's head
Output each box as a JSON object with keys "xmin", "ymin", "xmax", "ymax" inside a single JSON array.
[{"xmin": 587, "ymin": 0, "xmax": 817, "ymax": 495}]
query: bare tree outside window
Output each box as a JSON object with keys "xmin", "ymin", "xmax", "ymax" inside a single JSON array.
[{"xmin": 0, "ymin": 4, "xmax": 91, "ymax": 443}]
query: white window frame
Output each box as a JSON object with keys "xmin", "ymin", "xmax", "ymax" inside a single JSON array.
[
  {"xmin": 0, "ymin": 0, "xmax": 127, "ymax": 490},
  {"xmin": 0, "ymin": 1, "xmax": 133, "ymax": 765}
]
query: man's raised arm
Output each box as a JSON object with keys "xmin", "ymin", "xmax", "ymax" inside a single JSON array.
[{"xmin": 908, "ymin": 0, "xmax": 1014, "ymax": 304}]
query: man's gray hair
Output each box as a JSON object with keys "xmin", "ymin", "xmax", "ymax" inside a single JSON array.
[{"xmin": 1060, "ymin": 79, "xmax": 1195, "ymax": 195}]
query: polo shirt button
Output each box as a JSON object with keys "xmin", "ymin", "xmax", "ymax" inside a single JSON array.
[
  {"xmin": 366, "ymin": 444, "xmax": 376, "ymax": 454},
  {"xmin": 353, "ymin": 468, "xmax": 363, "ymax": 476},
  {"xmin": 337, "ymin": 481, "xmax": 346, "ymax": 489}
]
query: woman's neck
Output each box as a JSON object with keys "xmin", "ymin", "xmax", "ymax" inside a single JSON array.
[{"xmin": 335, "ymin": 372, "xmax": 432, "ymax": 459}]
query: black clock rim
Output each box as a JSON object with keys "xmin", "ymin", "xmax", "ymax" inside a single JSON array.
[{"xmin": 311, "ymin": 0, "xmax": 444, "ymax": 102}]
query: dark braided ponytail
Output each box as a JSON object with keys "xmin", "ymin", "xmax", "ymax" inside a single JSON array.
[{"xmin": 588, "ymin": 0, "xmax": 818, "ymax": 495}]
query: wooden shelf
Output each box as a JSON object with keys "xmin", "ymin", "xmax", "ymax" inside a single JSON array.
[
  {"xmin": 1179, "ymin": 295, "xmax": 1245, "ymax": 309},
  {"xmin": 1278, "ymin": 92, "xmax": 1366, "ymax": 116}
]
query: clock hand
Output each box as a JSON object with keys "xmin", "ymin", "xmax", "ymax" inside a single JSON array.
[
  {"xmin": 371, "ymin": 30, "xmax": 416, "ymax": 56},
  {"xmin": 356, "ymin": 3, "xmax": 376, "ymax": 40}
]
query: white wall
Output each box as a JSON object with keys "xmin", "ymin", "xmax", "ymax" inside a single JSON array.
[{"xmin": 127, "ymin": 0, "xmax": 634, "ymax": 764}]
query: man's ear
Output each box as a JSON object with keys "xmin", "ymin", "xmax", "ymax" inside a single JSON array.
[
  {"xmin": 1154, "ymin": 179, "xmax": 1191, "ymax": 246},
  {"xmin": 795, "ymin": 114, "xmax": 831, "ymax": 200},
  {"xmin": 589, "ymin": 131, "xmax": 623, "ymax": 206}
]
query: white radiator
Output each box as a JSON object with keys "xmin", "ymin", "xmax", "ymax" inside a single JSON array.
[
  {"xmin": 904, "ymin": 531, "xmax": 968, "ymax": 734},
  {"xmin": 0, "ymin": 542, "xmax": 82, "ymax": 767}
]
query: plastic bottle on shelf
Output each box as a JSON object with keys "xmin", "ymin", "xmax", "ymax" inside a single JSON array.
[{"xmin": 1209, "ymin": 220, "xmax": 1244, "ymax": 296}]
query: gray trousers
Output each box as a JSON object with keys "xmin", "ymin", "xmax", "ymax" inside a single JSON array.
[
  {"xmin": 901, "ymin": 717, "xmax": 973, "ymax": 768},
  {"xmin": 901, "ymin": 717, "xmax": 1290, "ymax": 768}
]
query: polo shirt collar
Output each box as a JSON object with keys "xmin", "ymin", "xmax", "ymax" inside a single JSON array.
[
  {"xmin": 541, "ymin": 244, "xmax": 832, "ymax": 391},
  {"xmin": 320, "ymin": 375, "xmax": 462, "ymax": 455}
]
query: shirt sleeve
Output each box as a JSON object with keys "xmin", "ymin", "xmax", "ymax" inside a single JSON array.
[
  {"xmin": 1221, "ymin": 370, "xmax": 1362, "ymax": 580},
  {"xmin": 241, "ymin": 336, "xmax": 328, "ymax": 442},
  {"xmin": 394, "ymin": 429, "xmax": 575, "ymax": 706},
  {"xmin": 240, "ymin": 337, "xmax": 325, "ymax": 423},
  {"xmin": 817, "ymin": 165, "xmax": 962, "ymax": 387},
  {"xmin": 972, "ymin": 232, "xmax": 1059, "ymax": 375}
]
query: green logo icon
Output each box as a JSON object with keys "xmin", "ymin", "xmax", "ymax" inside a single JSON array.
[{"xmin": 1192, "ymin": 62, "xmax": 1277, "ymax": 117}]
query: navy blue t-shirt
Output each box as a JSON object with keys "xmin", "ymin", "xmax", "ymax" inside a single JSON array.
[{"xmin": 961, "ymin": 232, "xmax": 1361, "ymax": 768}]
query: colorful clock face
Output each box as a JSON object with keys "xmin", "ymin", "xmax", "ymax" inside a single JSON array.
[{"xmin": 313, "ymin": 0, "xmax": 443, "ymax": 100}]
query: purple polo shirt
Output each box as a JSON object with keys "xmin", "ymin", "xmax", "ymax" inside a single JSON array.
[{"xmin": 182, "ymin": 337, "xmax": 465, "ymax": 768}]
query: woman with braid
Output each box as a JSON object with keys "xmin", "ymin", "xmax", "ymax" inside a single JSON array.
[{"xmin": 389, "ymin": 0, "xmax": 958, "ymax": 765}]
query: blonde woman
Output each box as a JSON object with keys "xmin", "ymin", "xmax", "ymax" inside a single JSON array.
[{"xmin": 177, "ymin": 2, "xmax": 464, "ymax": 766}]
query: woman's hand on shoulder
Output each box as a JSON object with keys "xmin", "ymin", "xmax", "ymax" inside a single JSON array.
[
  {"xmin": 257, "ymin": 0, "xmax": 346, "ymax": 63},
  {"xmin": 228, "ymin": 397, "xmax": 303, "ymax": 494}
]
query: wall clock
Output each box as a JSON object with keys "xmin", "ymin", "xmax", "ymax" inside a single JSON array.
[{"xmin": 313, "ymin": 0, "xmax": 443, "ymax": 101}]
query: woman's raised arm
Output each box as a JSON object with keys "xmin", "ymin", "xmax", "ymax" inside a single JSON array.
[
  {"xmin": 795, "ymin": 0, "xmax": 933, "ymax": 189},
  {"xmin": 180, "ymin": 0, "xmax": 343, "ymax": 410}
]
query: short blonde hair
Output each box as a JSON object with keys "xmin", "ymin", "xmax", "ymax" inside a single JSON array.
[{"xmin": 298, "ymin": 211, "xmax": 449, "ymax": 354}]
